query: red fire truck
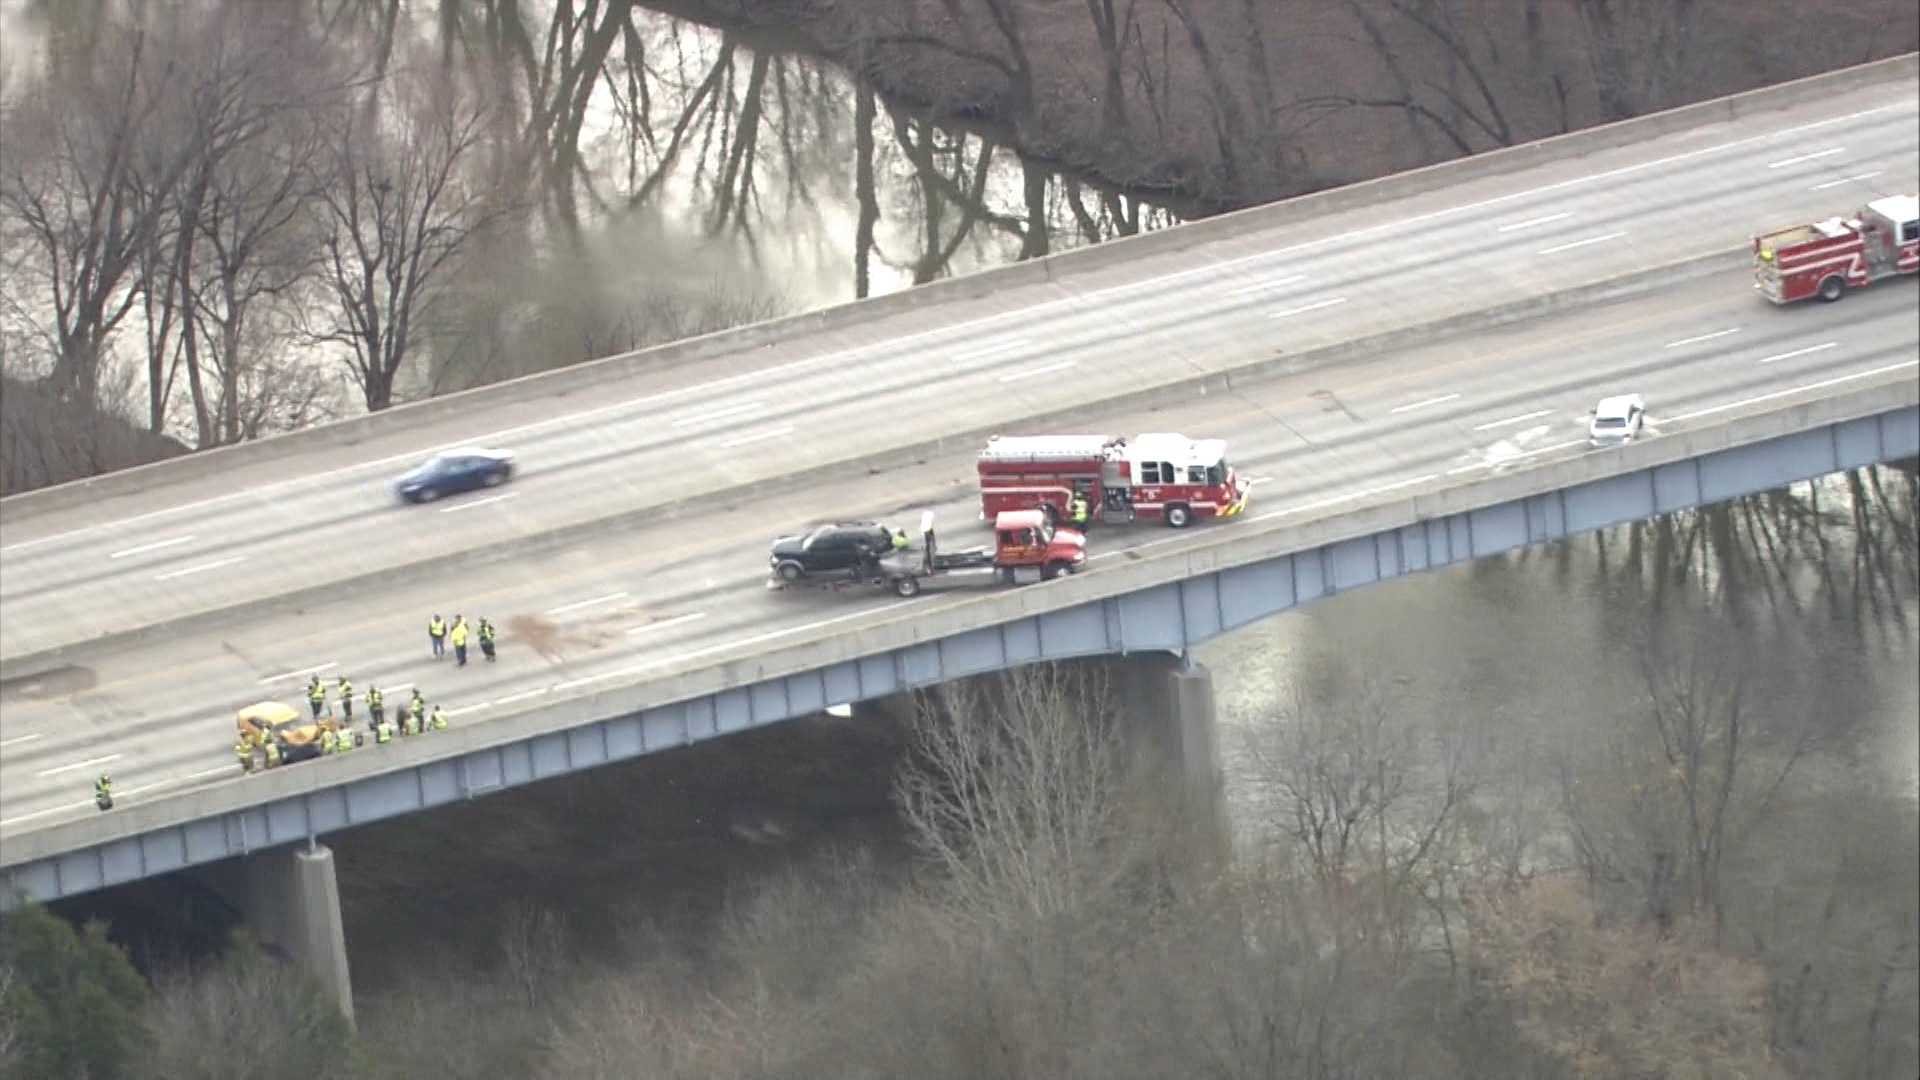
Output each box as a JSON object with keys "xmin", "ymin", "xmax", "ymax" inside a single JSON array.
[
  {"xmin": 1752, "ymin": 194, "xmax": 1918, "ymax": 304},
  {"xmin": 976, "ymin": 432, "xmax": 1252, "ymax": 528}
]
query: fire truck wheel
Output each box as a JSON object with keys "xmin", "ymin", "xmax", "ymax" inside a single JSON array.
[
  {"xmin": 776, "ymin": 560, "xmax": 804, "ymax": 583},
  {"xmin": 892, "ymin": 575, "xmax": 921, "ymax": 597},
  {"xmin": 1165, "ymin": 504, "xmax": 1192, "ymax": 529},
  {"xmin": 1818, "ymin": 276, "xmax": 1845, "ymax": 302}
]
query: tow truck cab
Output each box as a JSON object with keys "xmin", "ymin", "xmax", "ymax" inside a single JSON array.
[{"xmin": 990, "ymin": 510, "xmax": 1087, "ymax": 570}]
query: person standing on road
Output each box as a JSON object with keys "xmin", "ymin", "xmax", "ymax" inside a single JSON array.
[
  {"xmin": 450, "ymin": 615, "xmax": 469, "ymax": 667},
  {"xmin": 407, "ymin": 690, "xmax": 426, "ymax": 735},
  {"xmin": 337, "ymin": 676, "xmax": 354, "ymax": 721},
  {"xmin": 429, "ymin": 615, "xmax": 447, "ymax": 658},
  {"xmin": 235, "ymin": 739, "xmax": 255, "ymax": 773},
  {"xmin": 366, "ymin": 686, "xmax": 385, "ymax": 732},
  {"xmin": 307, "ymin": 675, "xmax": 327, "ymax": 718},
  {"xmin": 478, "ymin": 619, "xmax": 497, "ymax": 663},
  {"xmin": 94, "ymin": 773, "xmax": 113, "ymax": 810}
]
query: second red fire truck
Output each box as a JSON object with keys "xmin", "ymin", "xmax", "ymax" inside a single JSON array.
[
  {"xmin": 1752, "ymin": 194, "xmax": 1918, "ymax": 304},
  {"xmin": 977, "ymin": 432, "xmax": 1252, "ymax": 528}
]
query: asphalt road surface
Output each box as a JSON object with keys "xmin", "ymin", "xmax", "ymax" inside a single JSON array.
[
  {"xmin": 3, "ymin": 268, "xmax": 1915, "ymax": 833},
  {"xmin": 2, "ymin": 74, "xmax": 1914, "ymax": 664}
]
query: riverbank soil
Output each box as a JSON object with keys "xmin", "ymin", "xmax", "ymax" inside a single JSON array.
[{"xmin": 659, "ymin": 0, "xmax": 1918, "ymax": 211}]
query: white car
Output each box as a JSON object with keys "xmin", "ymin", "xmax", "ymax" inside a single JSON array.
[{"xmin": 1588, "ymin": 394, "xmax": 1646, "ymax": 446}]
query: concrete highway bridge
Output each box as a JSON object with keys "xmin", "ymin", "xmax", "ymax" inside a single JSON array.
[{"xmin": 3, "ymin": 54, "xmax": 1916, "ymax": 1024}]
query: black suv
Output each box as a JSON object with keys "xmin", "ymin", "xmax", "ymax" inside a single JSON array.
[{"xmin": 769, "ymin": 523, "xmax": 895, "ymax": 582}]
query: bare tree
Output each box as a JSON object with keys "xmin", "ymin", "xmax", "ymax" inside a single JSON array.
[{"xmin": 304, "ymin": 56, "xmax": 502, "ymax": 412}]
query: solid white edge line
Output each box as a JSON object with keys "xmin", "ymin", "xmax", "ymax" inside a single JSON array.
[
  {"xmin": 1537, "ymin": 231, "xmax": 1626, "ymax": 255},
  {"xmin": 546, "ymin": 592, "xmax": 630, "ymax": 617},
  {"xmin": 1665, "ymin": 360, "xmax": 1919, "ymax": 423},
  {"xmin": 0, "ymin": 802, "xmax": 94, "ymax": 829},
  {"xmin": 1391, "ymin": 393, "xmax": 1461, "ymax": 414},
  {"xmin": 1, "ymin": 733, "xmax": 45, "ymax": 749},
  {"xmin": 153, "ymin": 555, "xmax": 246, "ymax": 581},
  {"xmin": 1664, "ymin": 327, "xmax": 1741, "ymax": 349},
  {"xmin": 1472, "ymin": 409, "xmax": 1555, "ymax": 431},
  {"xmin": 4, "ymin": 102, "xmax": 1909, "ymax": 555},
  {"xmin": 1757, "ymin": 342, "xmax": 1838, "ymax": 364},
  {"xmin": 438, "ymin": 493, "xmax": 518, "ymax": 514},
  {"xmin": 951, "ymin": 339, "xmax": 1032, "ymax": 362},
  {"xmin": 259, "ymin": 661, "xmax": 339, "ymax": 685},
  {"xmin": 108, "ymin": 534, "xmax": 198, "ymax": 559}
]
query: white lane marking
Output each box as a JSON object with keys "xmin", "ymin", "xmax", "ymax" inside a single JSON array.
[
  {"xmin": 998, "ymin": 360, "xmax": 1077, "ymax": 383},
  {"xmin": 1497, "ymin": 212, "xmax": 1571, "ymax": 232},
  {"xmin": 1664, "ymin": 327, "xmax": 1741, "ymax": 348},
  {"xmin": 154, "ymin": 556, "xmax": 246, "ymax": 581},
  {"xmin": 1538, "ymin": 231, "xmax": 1626, "ymax": 255},
  {"xmin": 1473, "ymin": 409, "xmax": 1555, "ymax": 431},
  {"xmin": 0, "ymin": 801, "xmax": 93, "ymax": 828},
  {"xmin": 1391, "ymin": 393, "xmax": 1461, "ymax": 414},
  {"xmin": 1269, "ymin": 297, "xmax": 1347, "ymax": 319},
  {"xmin": 1255, "ymin": 473, "xmax": 1439, "ymax": 519},
  {"xmin": 626, "ymin": 611, "xmax": 707, "ymax": 637},
  {"xmin": 717, "ymin": 425, "xmax": 794, "ymax": 449},
  {"xmin": 438, "ymin": 493, "xmax": 517, "ymax": 513},
  {"xmin": 1447, "ymin": 438, "xmax": 1589, "ymax": 475},
  {"xmin": 37, "ymin": 753, "xmax": 121, "ymax": 778},
  {"xmin": 1757, "ymin": 341, "xmax": 1838, "ymax": 364},
  {"xmin": 1229, "ymin": 274, "xmax": 1304, "ymax": 295},
  {"xmin": 259, "ymin": 661, "xmax": 338, "ymax": 684},
  {"xmin": 108, "ymin": 534, "xmax": 197, "ymax": 559},
  {"xmin": 1, "ymin": 733, "xmax": 44, "ymax": 749},
  {"xmin": 122, "ymin": 765, "xmax": 233, "ymax": 798},
  {"xmin": 492, "ymin": 688, "xmax": 549, "ymax": 708},
  {"xmin": 3, "ymin": 101, "xmax": 1907, "ymax": 556},
  {"xmin": 1246, "ymin": 475, "xmax": 1273, "ymax": 484},
  {"xmin": 448, "ymin": 701, "xmax": 491, "ymax": 718},
  {"xmin": 546, "ymin": 592, "xmax": 629, "ymax": 617},
  {"xmin": 1812, "ymin": 171, "xmax": 1882, "ymax": 190},
  {"xmin": 1665, "ymin": 360, "xmax": 1919, "ymax": 423},
  {"xmin": 1766, "ymin": 147, "xmax": 1845, "ymax": 168},
  {"xmin": 671, "ymin": 401, "xmax": 764, "ymax": 427},
  {"xmin": 952, "ymin": 339, "xmax": 1031, "ymax": 362}
]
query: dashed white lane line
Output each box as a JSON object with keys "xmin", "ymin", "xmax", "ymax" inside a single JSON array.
[
  {"xmin": 546, "ymin": 592, "xmax": 629, "ymax": 617},
  {"xmin": 3, "ymin": 104, "xmax": 1907, "ymax": 557},
  {"xmin": 718, "ymin": 425, "xmax": 794, "ymax": 449},
  {"xmin": 1269, "ymin": 297, "xmax": 1347, "ymax": 319},
  {"xmin": 671, "ymin": 401, "xmax": 764, "ymax": 427},
  {"xmin": 259, "ymin": 661, "xmax": 338, "ymax": 684},
  {"xmin": 1812, "ymin": 171, "xmax": 1882, "ymax": 190},
  {"xmin": 1664, "ymin": 359, "xmax": 1919, "ymax": 423},
  {"xmin": 1391, "ymin": 393, "xmax": 1461, "ymax": 414},
  {"xmin": 1766, "ymin": 147, "xmax": 1845, "ymax": 168},
  {"xmin": 492, "ymin": 688, "xmax": 549, "ymax": 708},
  {"xmin": 1, "ymin": 733, "xmax": 44, "ymax": 749},
  {"xmin": 1473, "ymin": 409, "xmax": 1555, "ymax": 431},
  {"xmin": 998, "ymin": 360, "xmax": 1078, "ymax": 383},
  {"xmin": 1497, "ymin": 212, "xmax": 1571, "ymax": 232},
  {"xmin": 154, "ymin": 556, "xmax": 246, "ymax": 581},
  {"xmin": 1664, "ymin": 327, "xmax": 1741, "ymax": 349},
  {"xmin": 626, "ymin": 612, "xmax": 707, "ymax": 637},
  {"xmin": 1538, "ymin": 231, "xmax": 1626, "ymax": 255},
  {"xmin": 953, "ymin": 339, "xmax": 1032, "ymax": 363},
  {"xmin": 1229, "ymin": 274, "xmax": 1304, "ymax": 295},
  {"xmin": 438, "ymin": 493, "xmax": 518, "ymax": 513},
  {"xmin": 37, "ymin": 753, "xmax": 121, "ymax": 778},
  {"xmin": 1253, "ymin": 473, "xmax": 1439, "ymax": 520},
  {"xmin": 1757, "ymin": 342, "xmax": 1838, "ymax": 364},
  {"xmin": 109, "ymin": 534, "xmax": 197, "ymax": 559}
]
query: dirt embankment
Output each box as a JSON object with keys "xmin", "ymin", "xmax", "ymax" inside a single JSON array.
[{"xmin": 648, "ymin": 0, "xmax": 1918, "ymax": 214}]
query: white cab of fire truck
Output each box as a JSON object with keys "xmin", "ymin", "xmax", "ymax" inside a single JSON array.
[{"xmin": 1123, "ymin": 433, "xmax": 1251, "ymax": 526}]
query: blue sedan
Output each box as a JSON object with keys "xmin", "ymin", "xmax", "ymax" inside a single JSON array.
[{"xmin": 392, "ymin": 448, "xmax": 516, "ymax": 504}]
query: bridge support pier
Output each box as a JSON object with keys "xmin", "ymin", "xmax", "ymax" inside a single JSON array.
[
  {"xmin": 1103, "ymin": 652, "xmax": 1226, "ymax": 837},
  {"xmin": 205, "ymin": 841, "xmax": 355, "ymax": 1028}
]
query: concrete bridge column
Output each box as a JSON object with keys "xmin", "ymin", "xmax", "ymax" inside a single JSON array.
[
  {"xmin": 1102, "ymin": 651, "xmax": 1225, "ymax": 823},
  {"xmin": 203, "ymin": 840, "xmax": 355, "ymax": 1027}
]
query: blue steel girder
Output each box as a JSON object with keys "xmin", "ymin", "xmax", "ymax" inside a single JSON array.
[{"xmin": 4, "ymin": 398, "xmax": 1915, "ymax": 907}]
